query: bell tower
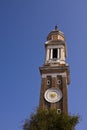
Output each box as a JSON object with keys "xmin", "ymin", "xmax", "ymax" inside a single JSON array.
[{"xmin": 39, "ymin": 26, "xmax": 70, "ymax": 114}]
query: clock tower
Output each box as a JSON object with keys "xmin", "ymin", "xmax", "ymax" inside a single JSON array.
[{"xmin": 39, "ymin": 26, "xmax": 70, "ymax": 114}]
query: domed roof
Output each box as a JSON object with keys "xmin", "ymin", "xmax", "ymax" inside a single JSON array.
[{"xmin": 47, "ymin": 26, "xmax": 65, "ymax": 41}]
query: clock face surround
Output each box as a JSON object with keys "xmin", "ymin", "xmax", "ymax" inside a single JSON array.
[{"xmin": 44, "ymin": 88, "xmax": 62, "ymax": 103}]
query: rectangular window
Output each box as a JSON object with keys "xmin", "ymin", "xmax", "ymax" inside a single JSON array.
[
  {"xmin": 53, "ymin": 49, "xmax": 57, "ymax": 59},
  {"xmin": 50, "ymin": 48, "xmax": 61, "ymax": 60}
]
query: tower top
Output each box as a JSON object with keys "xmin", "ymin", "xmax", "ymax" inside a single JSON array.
[{"xmin": 47, "ymin": 26, "xmax": 65, "ymax": 41}]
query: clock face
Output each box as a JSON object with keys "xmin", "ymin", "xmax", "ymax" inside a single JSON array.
[{"xmin": 44, "ymin": 88, "xmax": 62, "ymax": 103}]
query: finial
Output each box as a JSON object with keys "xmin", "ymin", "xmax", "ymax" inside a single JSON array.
[{"xmin": 55, "ymin": 25, "xmax": 58, "ymax": 30}]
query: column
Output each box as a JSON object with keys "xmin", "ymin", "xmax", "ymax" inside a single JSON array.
[
  {"xmin": 50, "ymin": 49, "xmax": 53, "ymax": 59},
  {"xmin": 61, "ymin": 48, "xmax": 65, "ymax": 61},
  {"xmin": 46, "ymin": 49, "xmax": 50, "ymax": 61}
]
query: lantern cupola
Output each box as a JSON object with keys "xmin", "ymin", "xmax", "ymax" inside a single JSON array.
[{"xmin": 45, "ymin": 26, "xmax": 67, "ymax": 66}]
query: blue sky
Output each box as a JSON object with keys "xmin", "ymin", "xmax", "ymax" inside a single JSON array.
[{"xmin": 0, "ymin": 0, "xmax": 87, "ymax": 130}]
